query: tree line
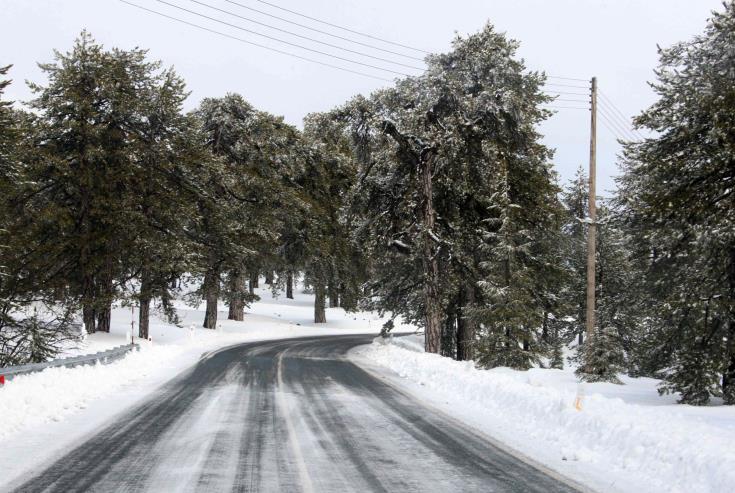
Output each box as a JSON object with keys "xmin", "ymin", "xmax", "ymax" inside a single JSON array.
[{"xmin": 1, "ymin": 1, "xmax": 733, "ymax": 406}]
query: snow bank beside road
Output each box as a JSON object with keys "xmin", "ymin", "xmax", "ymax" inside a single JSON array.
[
  {"xmin": 0, "ymin": 281, "xmax": 408, "ymax": 489},
  {"xmin": 0, "ymin": 334, "xmax": 216, "ymax": 442},
  {"xmin": 355, "ymin": 336, "xmax": 735, "ymax": 493}
]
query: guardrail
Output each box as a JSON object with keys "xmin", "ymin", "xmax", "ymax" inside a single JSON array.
[{"xmin": 0, "ymin": 343, "xmax": 140, "ymax": 382}]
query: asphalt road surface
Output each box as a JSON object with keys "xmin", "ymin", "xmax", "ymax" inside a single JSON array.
[{"xmin": 10, "ymin": 334, "xmax": 583, "ymax": 493}]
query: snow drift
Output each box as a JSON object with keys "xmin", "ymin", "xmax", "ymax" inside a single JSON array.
[{"xmin": 356, "ymin": 336, "xmax": 735, "ymax": 493}]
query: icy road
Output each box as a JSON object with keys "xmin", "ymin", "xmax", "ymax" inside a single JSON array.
[{"xmin": 9, "ymin": 334, "xmax": 581, "ymax": 492}]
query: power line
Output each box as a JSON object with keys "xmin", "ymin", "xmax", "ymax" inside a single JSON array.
[
  {"xmin": 188, "ymin": 0, "xmax": 424, "ymax": 70},
  {"xmin": 546, "ymin": 82, "xmax": 589, "ymax": 89},
  {"xmin": 597, "ymin": 96, "xmax": 639, "ymax": 139},
  {"xmin": 118, "ymin": 0, "xmax": 393, "ymax": 82},
  {"xmin": 249, "ymin": 0, "xmax": 429, "ymax": 54},
  {"xmin": 552, "ymin": 98, "xmax": 591, "ymax": 103},
  {"xmin": 545, "ymin": 90, "xmax": 590, "ymax": 96},
  {"xmin": 597, "ymin": 101, "xmax": 636, "ymax": 140},
  {"xmin": 222, "ymin": 0, "xmax": 424, "ymax": 62},
  {"xmin": 543, "ymin": 105, "xmax": 590, "ymax": 110},
  {"xmin": 547, "ymin": 75, "xmax": 588, "ymax": 82},
  {"xmin": 153, "ymin": 0, "xmax": 413, "ymax": 76},
  {"xmin": 598, "ymin": 102, "xmax": 638, "ymax": 141},
  {"xmin": 599, "ymin": 113, "xmax": 632, "ymax": 142},
  {"xmin": 598, "ymin": 91, "xmax": 644, "ymax": 139},
  {"xmin": 598, "ymin": 107, "xmax": 636, "ymax": 142},
  {"xmin": 599, "ymin": 90, "xmax": 633, "ymax": 123},
  {"xmin": 598, "ymin": 115, "xmax": 627, "ymax": 143}
]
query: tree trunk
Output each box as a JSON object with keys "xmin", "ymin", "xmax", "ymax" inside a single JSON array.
[
  {"xmin": 420, "ymin": 151, "xmax": 441, "ymax": 354},
  {"xmin": 441, "ymin": 306, "xmax": 456, "ymax": 358},
  {"xmin": 456, "ymin": 285, "xmax": 477, "ymax": 361},
  {"xmin": 723, "ymin": 247, "xmax": 735, "ymax": 404},
  {"xmin": 82, "ymin": 273, "xmax": 96, "ymax": 334},
  {"xmin": 79, "ymin": 168, "xmax": 95, "ymax": 334},
  {"xmin": 96, "ymin": 263, "xmax": 113, "ymax": 333},
  {"xmin": 97, "ymin": 304, "xmax": 111, "ymax": 333},
  {"xmin": 250, "ymin": 272, "xmax": 259, "ymax": 289},
  {"xmin": 328, "ymin": 284, "xmax": 339, "ymax": 308},
  {"xmin": 138, "ymin": 274, "xmax": 152, "ymax": 340},
  {"xmin": 228, "ymin": 269, "xmax": 246, "ymax": 321},
  {"xmin": 203, "ymin": 267, "xmax": 220, "ymax": 329},
  {"xmin": 286, "ymin": 271, "xmax": 294, "ymax": 299},
  {"xmin": 456, "ymin": 300, "xmax": 466, "ymax": 361},
  {"xmin": 314, "ymin": 281, "xmax": 326, "ymax": 323},
  {"xmin": 542, "ymin": 311, "xmax": 549, "ymax": 343},
  {"xmin": 265, "ymin": 270, "xmax": 273, "ymax": 285}
]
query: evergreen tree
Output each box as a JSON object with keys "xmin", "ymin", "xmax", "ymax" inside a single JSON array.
[
  {"xmin": 559, "ymin": 166, "xmax": 590, "ymax": 346},
  {"xmin": 126, "ymin": 68, "xmax": 201, "ymax": 338},
  {"xmin": 191, "ymin": 94, "xmax": 300, "ymax": 327},
  {"xmin": 617, "ymin": 2, "xmax": 735, "ymax": 404},
  {"xmin": 301, "ymin": 112, "xmax": 362, "ymax": 323},
  {"xmin": 560, "ymin": 170, "xmax": 633, "ymax": 381},
  {"xmin": 575, "ymin": 324, "xmax": 625, "ymax": 384},
  {"xmin": 340, "ymin": 24, "xmax": 559, "ymax": 359},
  {"xmin": 9, "ymin": 32, "xmax": 178, "ymax": 333}
]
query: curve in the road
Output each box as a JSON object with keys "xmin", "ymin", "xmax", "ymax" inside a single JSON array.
[{"xmin": 9, "ymin": 334, "xmax": 583, "ymax": 493}]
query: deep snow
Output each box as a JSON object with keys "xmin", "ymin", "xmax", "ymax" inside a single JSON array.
[
  {"xmin": 3, "ymin": 281, "xmax": 732, "ymax": 493},
  {"xmin": 353, "ymin": 334, "xmax": 735, "ymax": 493},
  {"xmin": 0, "ymin": 281, "xmax": 408, "ymax": 489}
]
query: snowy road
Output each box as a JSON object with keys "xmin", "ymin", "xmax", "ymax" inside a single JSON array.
[{"xmin": 8, "ymin": 334, "xmax": 581, "ymax": 493}]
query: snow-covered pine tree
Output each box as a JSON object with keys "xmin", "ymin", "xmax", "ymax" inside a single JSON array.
[
  {"xmin": 549, "ymin": 335, "xmax": 564, "ymax": 370},
  {"xmin": 576, "ymin": 205, "xmax": 631, "ymax": 382},
  {"xmin": 191, "ymin": 95, "xmax": 301, "ymax": 327},
  {"xmin": 14, "ymin": 32, "xmax": 182, "ymax": 333},
  {"xmin": 593, "ymin": 205, "xmax": 642, "ymax": 374},
  {"xmin": 340, "ymin": 23, "xmax": 559, "ymax": 359},
  {"xmin": 560, "ymin": 166, "xmax": 590, "ymax": 346},
  {"xmin": 617, "ymin": 1, "xmax": 735, "ymax": 404},
  {"xmin": 126, "ymin": 68, "xmax": 201, "ymax": 339},
  {"xmin": 300, "ymin": 111, "xmax": 363, "ymax": 323},
  {"xmin": 475, "ymin": 168, "xmax": 542, "ymax": 370},
  {"xmin": 575, "ymin": 324, "xmax": 625, "ymax": 384}
]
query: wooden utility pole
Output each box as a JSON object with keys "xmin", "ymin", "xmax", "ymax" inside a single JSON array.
[{"xmin": 586, "ymin": 77, "xmax": 597, "ymax": 340}]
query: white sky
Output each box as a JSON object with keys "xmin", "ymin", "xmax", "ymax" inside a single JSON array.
[{"xmin": 1, "ymin": 0, "xmax": 724, "ymax": 193}]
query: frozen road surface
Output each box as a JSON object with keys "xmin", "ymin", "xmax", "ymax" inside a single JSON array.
[{"xmin": 9, "ymin": 334, "xmax": 581, "ymax": 493}]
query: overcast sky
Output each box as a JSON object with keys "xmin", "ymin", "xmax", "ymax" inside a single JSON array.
[{"xmin": 2, "ymin": 0, "xmax": 725, "ymax": 193}]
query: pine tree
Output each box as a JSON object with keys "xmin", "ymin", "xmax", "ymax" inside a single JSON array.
[
  {"xmin": 575, "ymin": 325, "xmax": 625, "ymax": 384},
  {"xmin": 9, "ymin": 32, "xmax": 175, "ymax": 333},
  {"xmin": 339, "ymin": 24, "xmax": 559, "ymax": 358},
  {"xmin": 191, "ymin": 95, "xmax": 302, "ymax": 327},
  {"xmin": 617, "ymin": 1, "xmax": 735, "ymax": 404},
  {"xmin": 301, "ymin": 112, "xmax": 362, "ymax": 323},
  {"xmin": 560, "ymin": 166, "xmax": 590, "ymax": 346},
  {"xmin": 126, "ymin": 68, "xmax": 200, "ymax": 338}
]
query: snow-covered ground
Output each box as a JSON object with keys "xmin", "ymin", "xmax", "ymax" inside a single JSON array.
[
  {"xmin": 353, "ymin": 334, "xmax": 735, "ymax": 493},
  {"xmin": 0, "ymin": 281, "xmax": 409, "ymax": 489},
  {"xmin": 5, "ymin": 282, "xmax": 732, "ymax": 493}
]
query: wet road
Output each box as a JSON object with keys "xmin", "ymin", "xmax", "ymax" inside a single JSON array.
[{"xmin": 10, "ymin": 334, "xmax": 581, "ymax": 492}]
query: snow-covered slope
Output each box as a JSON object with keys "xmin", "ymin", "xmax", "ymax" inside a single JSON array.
[{"xmin": 354, "ymin": 335, "xmax": 735, "ymax": 493}]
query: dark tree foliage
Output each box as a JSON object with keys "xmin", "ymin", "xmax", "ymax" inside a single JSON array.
[
  {"xmin": 329, "ymin": 24, "xmax": 563, "ymax": 365},
  {"xmin": 617, "ymin": 2, "xmax": 735, "ymax": 404},
  {"xmin": 300, "ymin": 112, "xmax": 363, "ymax": 323},
  {"xmin": 2, "ymin": 11, "xmax": 734, "ymax": 410}
]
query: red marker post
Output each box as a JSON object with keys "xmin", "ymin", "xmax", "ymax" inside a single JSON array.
[{"xmin": 0, "ymin": 375, "xmax": 5, "ymax": 386}]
